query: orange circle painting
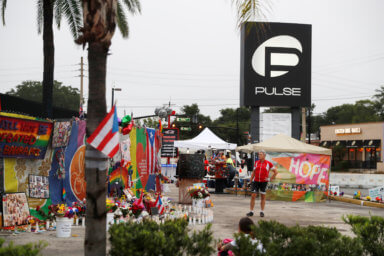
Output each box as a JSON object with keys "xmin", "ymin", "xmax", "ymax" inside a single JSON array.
[{"xmin": 70, "ymin": 145, "xmax": 86, "ymax": 201}]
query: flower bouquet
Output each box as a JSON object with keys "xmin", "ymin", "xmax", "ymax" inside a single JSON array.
[
  {"xmin": 48, "ymin": 204, "xmax": 77, "ymax": 219},
  {"xmin": 188, "ymin": 186, "xmax": 210, "ymax": 199},
  {"xmin": 106, "ymin": 198, "xmax": 119, "ymax": 213},
  {"xmin": 72, "ymin": 201, "xmax": 86, "ymax": 217}
]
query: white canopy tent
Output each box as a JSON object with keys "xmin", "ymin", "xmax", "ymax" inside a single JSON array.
[
  {"xmin": 174, "ymin": 128, "xmax": 237, "ymax": 150},
  {"xmin": 236, "ymin": 134, "xmax": 332, "ymax": 155}
]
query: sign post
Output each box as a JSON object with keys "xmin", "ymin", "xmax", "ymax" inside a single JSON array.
[
  {"xmin": 161, "ymin": 128, "xmax": 179, "ymax": 158},
  {"xmin": 240, "ymin": 22, "xmax": 312, "ymax": 141}
]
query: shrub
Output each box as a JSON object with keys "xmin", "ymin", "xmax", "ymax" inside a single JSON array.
[
  {"xmin": 232, "ymin": 220, "xmax": 363, "ymax": 256},
  {"xmin": 108, "ymin": 219, "xmax": 215, "ymax": 256},
  {"xmin": 0, "ymin": 239, "xmax": 47, "ymax": 256},
  {"xmin": 343, "ymin": 215, "xmax": 384, "ymax": 256}
]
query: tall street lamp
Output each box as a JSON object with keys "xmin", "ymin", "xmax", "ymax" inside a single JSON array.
[{"xmin": 111, "ymin": 87, "xmax": 122, "ymax": 108}]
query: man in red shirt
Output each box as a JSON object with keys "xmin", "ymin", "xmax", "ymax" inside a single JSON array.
[{"xmin": 247, "ymin": 150, "xmax": 278, "ymax": 217}]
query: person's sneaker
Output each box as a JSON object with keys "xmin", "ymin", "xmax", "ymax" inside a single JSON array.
[
  {"xmin": 260, "ymin": 212, "xmax": 265, "ymax": 217},
  {"xmin": 246, "ymin": 211, "xmax": 254, "ymax": 217}
]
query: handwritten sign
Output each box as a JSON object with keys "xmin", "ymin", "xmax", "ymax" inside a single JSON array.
[{"xmin": 0, "ymin": 115, "xmax": 53, "ymax": 159}]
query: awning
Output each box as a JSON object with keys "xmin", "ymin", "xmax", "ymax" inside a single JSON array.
[
  {"xmin": 319, "ymin": 141, "xmax": 331, "ymax": 148},
  {"xmin": 346, "ymin": 140, "xmax": 363, "ymax": 148},
  {"xmin": 332, "ymin": 141, "xmax": 347, "ymax": 147},
  {"xmin": 363, "ymin": 139, "xmax": 381, "ymax": 148}
]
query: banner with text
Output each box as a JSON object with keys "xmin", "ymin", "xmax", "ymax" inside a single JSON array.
[
  {"xmin": 0, "ymin": 115, "xmax": 53, "ymax": 159},
  {"xmin": 265, "ymin": 152, "xmax": 330, "ymax": 202}
]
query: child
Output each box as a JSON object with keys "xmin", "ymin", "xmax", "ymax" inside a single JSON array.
[{"xmin": 217, "ymin": 217, "xmax": 263, "ymax": 255}]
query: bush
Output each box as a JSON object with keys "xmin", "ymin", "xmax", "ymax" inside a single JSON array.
[
  {"xmin": 108, "ymin": 219, "xmax": 215, "ymax": 256},
  {"xmin": 0, "ymin": 239, "xmax": 47, "ymax": 256},
  {"xmin": 343, "ymin": 215, "xmax": 384, "ymax": 256},
  {"xmin": 232, "ymin": 220, "xmax": 363, "ymax": 256}
]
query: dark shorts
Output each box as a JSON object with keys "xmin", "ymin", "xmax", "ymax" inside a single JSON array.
[{"xmin": 250, "ymin": 181, "xmax": 268, "ymax": 194}]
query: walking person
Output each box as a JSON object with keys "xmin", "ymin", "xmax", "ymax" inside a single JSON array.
[{"xmin": 246, "ymin": 150, "xmax": 278, "ymax": 217}]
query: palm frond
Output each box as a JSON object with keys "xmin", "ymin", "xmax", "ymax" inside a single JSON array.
[
  {"xmin": 232, "ymin": 0, "xmax": 266, "ymax": 26},
  {"xmin": 54, "ymin": 0, "xmax": 64, "ymax": 29},
  {"xmin": 122, "ymin": 0, "xmax": 141, "ymax": 14},
  {"xmin": 56, "ymin": 0, "xmax": 82, "ymax": 39},
  {"xmin": 116, "ymin": 0, "xmax": 129, "ymax": 38},
  {"xmin": 1, "ymin": 0, "xmax": 6, "ymax": 25},
  {"xmin": 36, "ymin": 0, "xmax": 43, "ymax": 34}
]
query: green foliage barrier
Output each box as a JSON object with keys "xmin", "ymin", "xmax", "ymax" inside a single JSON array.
[
  {"xmin": 0, "ymin": 239, "xmax": 47, "ymax": 256},
  {"xmin": 236, "ymin": 220, "xmax": 363, "ymax": 256},
  {"xmin": 108, "ymin": 219, "xmax": 215, "ymax": 256},
  {"xmin": 344, "ymin": 215, "xmax": 384, "ymax": 256},
  {"xmin": 109, "ymin": 215, "xmax": 384, "ymax": 256},
  {"xmin": 233, "ymin": 215, "xmax": 384, "ymax": 256}
]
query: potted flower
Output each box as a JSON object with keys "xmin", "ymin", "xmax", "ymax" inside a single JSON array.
[
  {"xmin": 188, "ymin": 186, "xmax": 210, "ymax": 208},
  {"xmin": 48, "ymin": 204, "xmax": 75, "ymax": 238}
]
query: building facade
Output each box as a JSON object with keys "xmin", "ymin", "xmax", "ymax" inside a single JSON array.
[{"xmin": 320, "ymin": 122, "xmax": 384, "ymax": 171}]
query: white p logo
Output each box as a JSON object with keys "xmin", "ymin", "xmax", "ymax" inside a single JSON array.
[{"xmin": 252, "ymin": 35, "xmax": 303, "ymax": 78}]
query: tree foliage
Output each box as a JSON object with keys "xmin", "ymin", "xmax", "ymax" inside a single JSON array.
[
  {"xmin": 212, "ymin": 107, "xmax": 250, "ymax": 145},
  {"xmin": 173, "ymin": 104, "xmax": 212, "ymax": 140},
  {"xmin": 6, "ymin": 80, "xmax": 80, "ymax": 111}
]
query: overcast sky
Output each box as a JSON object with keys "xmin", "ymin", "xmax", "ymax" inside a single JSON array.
[{"xmin": 1, "ymin": 0, "xmax": 383, "ymax": 119}]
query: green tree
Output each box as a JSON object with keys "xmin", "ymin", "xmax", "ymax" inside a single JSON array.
[
  {"xmin": 6, "ymin": 80, "xmax": 80, "ymax": 111},
  {"xmin": 142, "ymin": 117, "xmax": 158, "ymax": 128},
  {"xmin": 75, "ymin": 0, "xmax": 141, "ymax": 255},
  {"xmin": 322, "ymin": 100, "xmax": 380, "ymax": 125},
  {"xmin": 213, "ymin": 107, "xmax": 251, "ymax": 145},
  {"xmin": 1, "ymin": 0, "xmax": 83, "ymax": 118},
  {"xmin": 175, "ymin": 104, "xmax": 212, "ymax": 140},
  {"xmin": 373, "ymin": 85, "xmax": 384, "ymax": 120}
]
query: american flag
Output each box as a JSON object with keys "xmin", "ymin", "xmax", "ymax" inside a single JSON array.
[
  {"xmin": 146, "ymin": 128, "xmax": 156, "ymax": 175},
  {"xmin": 86, "ymin": 105, "xmax": 120, "ymax": 158},
  {"xmin": 155, "ymin": 194, "xmax": 165, "ymax": 214}
]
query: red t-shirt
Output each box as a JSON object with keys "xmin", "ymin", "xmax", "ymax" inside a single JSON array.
[{"xmin": 253, "ymin": 160, "xmax": 274, "ymax": 182}]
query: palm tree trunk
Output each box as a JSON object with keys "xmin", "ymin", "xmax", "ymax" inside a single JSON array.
[
  {"xmin": 84, "ymin": 41, "xmax": 109, "ymax": 256},
  {"xmin": 42, "ymin": 0, "xmax": 54, "ymax": 118}
]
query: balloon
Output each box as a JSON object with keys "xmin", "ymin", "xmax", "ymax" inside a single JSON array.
[
  {"xmin": 122, "ymin": 122, "xmax": 134, "ymax": 135},
  {"xmin": 121, "ymin": 115, "xmax": 131, "ymax": 127}
]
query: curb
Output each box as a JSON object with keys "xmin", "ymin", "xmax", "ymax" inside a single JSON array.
[
  {"xmin": 224, "ymin": 188, "xmax": 251, "ymax": 196},
  {"xmin": 330, "ymin": 195, "xmax": 384, "ymax": 209}
]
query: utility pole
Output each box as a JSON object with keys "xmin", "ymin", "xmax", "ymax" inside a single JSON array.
[
  {"xmin": 301, "ymin": 107, "xmax": 307, "ymax": 142},
  {"xmin": 236, "ymin": 108, "xmax": 239, "ymax": 145},
  {"xmin": 80, "ymin": 57, "xmax": 84, "ymax": 105}
]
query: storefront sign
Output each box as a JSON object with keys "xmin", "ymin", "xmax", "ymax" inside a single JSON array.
[
  {"xmin": 0, "ymin": 115, "xmax": 53, "ymax": 159},
  {"xmin": 335, "ymin": 128, "xmax": 361, "ymax": 135},
  {"xmin": 240, "ymin": 22, "xmax": 312, "ymax": 107},
  {"xmin": 161, "ymin": 128, "xmax": 179, "ymax": 157}
]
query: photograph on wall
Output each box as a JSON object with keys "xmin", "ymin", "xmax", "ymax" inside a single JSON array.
[
  {"xmin": 2, "ymin": 193, "xmax": 30, "ymax": 227},
  {"xmin": 28, "ymin": 174, "xmax": 50, "ymax": 199}
]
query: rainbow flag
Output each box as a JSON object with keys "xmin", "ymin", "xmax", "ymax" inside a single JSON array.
[
  {"xmin": 62, "ymin": 187, "xmax": 66, "ymax": 201},
  {"xmin": 109, "ymin": 167, "xmax": 129, "ymax": 188}
]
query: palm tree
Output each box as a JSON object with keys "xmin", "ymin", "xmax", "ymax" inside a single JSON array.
[
  {"xmin": 76, "ymin": 1, "xmax": 140, "ymax": 255},
  {"xmin": 232, "ymin": 0, "xmax": 265, "ymax": 26},
  {"xmin": 1, "ymin": 0, "xmax": 82, "ymax": 118}
]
